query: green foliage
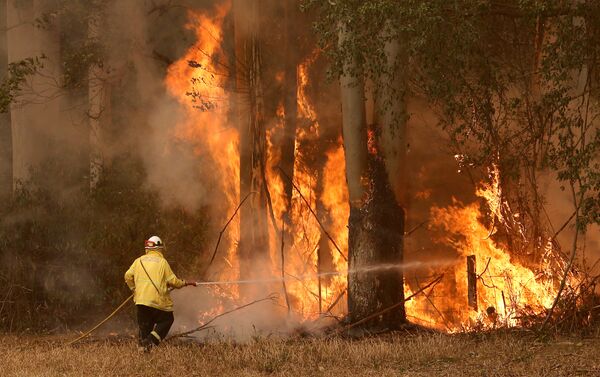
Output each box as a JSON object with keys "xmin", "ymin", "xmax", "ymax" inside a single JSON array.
[
  {"xmin": 0, "ymin": 155, "xmax": 210, "ymax": 331},
  {"xmin": 306, "ymin": 0, "xmax": 600, "ymax": 231},
  {"xmin": 0, "ymin": 56, "xmax": 45, "ymax": 113}
]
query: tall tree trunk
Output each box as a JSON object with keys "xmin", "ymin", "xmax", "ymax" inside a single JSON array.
[
  {"xmin": 0, "ymin": 0, "xmax": 12, "ymax": 201},
  {"xmin": 279, "ymin": 0, "xmax": 298, "ymax": 220},
  {"xmin": 340, "ymin": 20, "xmax": 406, "ymax": 329},
  {"xmin": 373, "ymin": 26, "xmax": 406, "ymax": 326},
  {"xmin": 7, "ymin": 0, "xmax": 61, "ymax": 188},
  {"xmin": 338, "ymin": 19, "xmax": 371, "ymax": 324},
  {"xmin": 234, "ymin": 0, "xmax": 270, "ymax": 289},
  {"xmin": 88, "ymin": 9, "xmax": 110, "ymax": 190}
]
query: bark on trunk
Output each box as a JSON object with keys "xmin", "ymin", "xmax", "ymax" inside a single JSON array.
[
  {"xmin": 347, "ymin": 151, "xmax": 405, "ymax": 328},
  {"xmin": 0, "ymin": 0, "xmax": 12, "ymax": 201},
  {"xmin": 340, "ymin": 20, "xmax": 406, "ymax": 329},
  {"xmin": 88, "ymin": 10, "xmax": 110, "ymax": 190},
  {"xmin": 234, "ymin": 0, "xmax": 270, "ymax": 287}
]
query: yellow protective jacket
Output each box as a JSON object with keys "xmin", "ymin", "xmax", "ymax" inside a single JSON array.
[{"xmin": 124, "ymin": 249, "xmax": 186, "ymax": 312}]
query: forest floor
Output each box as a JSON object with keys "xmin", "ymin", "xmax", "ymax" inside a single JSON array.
[{"xmin": 1, "ymin": 330, "xmax": 600, "ymax": 377}]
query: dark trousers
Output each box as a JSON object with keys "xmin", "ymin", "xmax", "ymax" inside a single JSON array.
[{"xmin": 136, "ymin": 304, "xmax": 174, "ymax": 345}]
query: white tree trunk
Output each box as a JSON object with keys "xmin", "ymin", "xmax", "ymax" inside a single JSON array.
[
  {"xmin": 338, "ymin": 21, "xmax": 368, "ymax": 206},
  {"xmin": 376, "ymin": 27, "xmax": 408, "ymax": 207},
  {"xmin": 7, "ymin": 0, "xmax": 62, "ymax": 188}
]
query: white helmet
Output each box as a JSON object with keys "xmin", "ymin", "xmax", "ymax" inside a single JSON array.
[{"xmin": 145, "ymin": 236, "xmax": 164, "ymax": 249}]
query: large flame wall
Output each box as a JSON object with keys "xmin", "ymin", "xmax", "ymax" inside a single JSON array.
[{"xmin": 164, "ymin": 2, "xmax": 575, "ymax": 333}]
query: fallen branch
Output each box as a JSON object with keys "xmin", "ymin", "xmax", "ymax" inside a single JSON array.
[
  {"xmin": 415, "ymin": 276, "xmax": 452, "ymax": 332},
  {"xmin": 324, "ymin": 288, "xmax": 347, "ymax": 316},
  {"xmin": 261, "ymin": 165, "xmax": 292, "ymax": 314},
  {"xmin": 405, "ymin": 220, "xmax": 429, "ymax": 237},
  {"xmin": 477, "ymin": 257, "xmax": 492, "ymax": 279},
  {"xmin": 168, "ymin": 294, "xmax": 279, "ymax": 339},
  {"xmin": 206, "ymin": 191, "xmax": 257, "ymax": 272},
  {"xmin": 276, "ymin": 166, "xmax": 347, "ymax": 262},
  {"xmin": 540, "ymin": 184, "xmax": 582, "ymax": 330},
  {"xmin": 280, "ymin": 219, "xmax": 292, "ymax": 313},
  {"xmin": 333, "ymin": 274, "xmax": 444, "ymax": 335}
]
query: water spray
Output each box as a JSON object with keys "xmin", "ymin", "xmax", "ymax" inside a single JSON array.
[
  {"xmin": 194, "ymin": 260, "xmax": 455, "ymax": 287},
  {"xmin": 65, "ymin": 259, "xmax": 454, "ymax": 346}
]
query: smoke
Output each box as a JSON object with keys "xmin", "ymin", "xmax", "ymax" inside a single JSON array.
[
  {"xmin": 539, "ymin": 172, "xmax": 600, "ymax": 274},
  {"xmin": 103, "ymin": 0, "xmax": 214, "ymax": 211},
  {"xmin": 400, "ymin": 98, "xmax": 477, "ymax": 288},
  {"xmin": 171, "ymin": 288, "xmax": 293, "ymax": 341},
  {"xmin": 1, "ymin": 0, "xmax": 596, "ymax": 334}
]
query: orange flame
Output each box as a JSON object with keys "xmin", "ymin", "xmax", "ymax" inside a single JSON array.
[{"xmin": 164, "ymin": 1, "xmax": 574, "ymax": 333}]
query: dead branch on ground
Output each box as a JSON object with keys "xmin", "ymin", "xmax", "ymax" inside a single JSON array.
[
  {"xmin": 168, "ymin": 294, "xmax": 279, "ymax": 339},
  {"xmin": 332, "ymin": 274, "xmax": 444, "ymax": 335}
]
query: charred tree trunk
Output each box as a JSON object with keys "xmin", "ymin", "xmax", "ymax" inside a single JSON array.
[
  {"xmin": 372, "ymin": 24, "xmax": 407, "ymax": 326},
  {"xmin": 0, "ymin": 0, "xmax": 11, "ymax": 201},
  {"xmin": 234, "ymin": 0, "xmax": 270, "ymax": 287},
  {"xmin": 349, "ymin": 149, "xmax": 405, "ymax": 328},
  {"xmin": 340, "ymin": 20, "xmax": 406, "ymax": 329}
]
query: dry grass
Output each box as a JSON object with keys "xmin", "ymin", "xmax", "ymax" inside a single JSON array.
[{"xmin": 2, "ymin": 331, "xmax": 600, "ymax": 376}]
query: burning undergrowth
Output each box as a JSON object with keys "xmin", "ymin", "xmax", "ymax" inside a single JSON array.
[
  {"xmin": 159, "ymin": 1, "xmax": 586, "ymax": 340},
  {"xmin": 405, "ymin": 168, "xmax": 580, "ymax": 332}
]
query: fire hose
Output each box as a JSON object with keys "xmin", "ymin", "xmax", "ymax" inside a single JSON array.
[
  {"xmin": 65, "ymin": 263, "xmax": 440, "ymax": 346},
  {"xmin": 65, "ymin": 275, "xmax": 336, "ymax": 346},
  {"xmin": 65, "ymin": 275, "xmax": 333, "ymax": 346},
  {"xmin": 65, "ymin": 294, "xmax": 134, "ymax": 346},
  {"xmin": 66, "ymin": 284, "xmax": 199, "ymax": 347}
]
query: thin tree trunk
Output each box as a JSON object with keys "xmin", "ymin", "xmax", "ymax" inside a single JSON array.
[
  {"xmin": 0, "ymin": 0, "xmax": 12, "ymax": 201},
  {"xmin": 88, "ymin": 9, "xmax": 110, "ymax": 190},
  {"xmin": 280, "ymin": 0, "xmax": 298, "ymax": 219},
  {"xmin": 7, "ymin": 0, "xmax": 61, "ymax": 188}
]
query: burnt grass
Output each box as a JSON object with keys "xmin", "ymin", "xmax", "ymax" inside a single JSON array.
[{"xmin": 3, "ymin": 329, "xmax": 600, "ymax": 376}]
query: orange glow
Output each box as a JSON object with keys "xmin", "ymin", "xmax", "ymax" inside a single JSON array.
[
  {"xmin": 166, "ymin": 3, "xmax": 348, "ymax": 322},
  {"xmin": 165, "ymin": 1, "xmax": 573, "ymax": 332},
  {"xmin": 406, "ymin": 168, "xmax": 577, "ymax": 331},
  {"xmin": 165, "ymin": 1, "xmax": 241, "ymax": 297},
  {"xmin": 264, "ymin": 50, "xmax": 349, "ymax": 320}
]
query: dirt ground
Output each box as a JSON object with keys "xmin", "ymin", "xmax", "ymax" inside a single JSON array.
[{"xmin": 1, "ymin": 331, "xmax": 600, "ymax": 377}]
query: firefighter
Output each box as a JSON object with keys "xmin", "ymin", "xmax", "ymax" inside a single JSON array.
[{"xmin": 124, "ymin": 236, "xmax": 196, "ymax": 351}]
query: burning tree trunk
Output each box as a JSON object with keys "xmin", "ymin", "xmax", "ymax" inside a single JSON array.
[
  {"xmin": 339, "ymin": 20, "xmax": 405, "ymax": 329},
  {"xmin": 234, "ymin": 0, "xmax": 271, "ymax": 286},
  {"xmin": 0, "ymin": 0, "xmax": 11, "ymax": 201},
  {"xmin": 347, "ymin": 149, "xmax": 405, "ymax": 329},
  {"xmin": 279, "ymin": 0, "xmax": 298, "ymax": 223}
]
